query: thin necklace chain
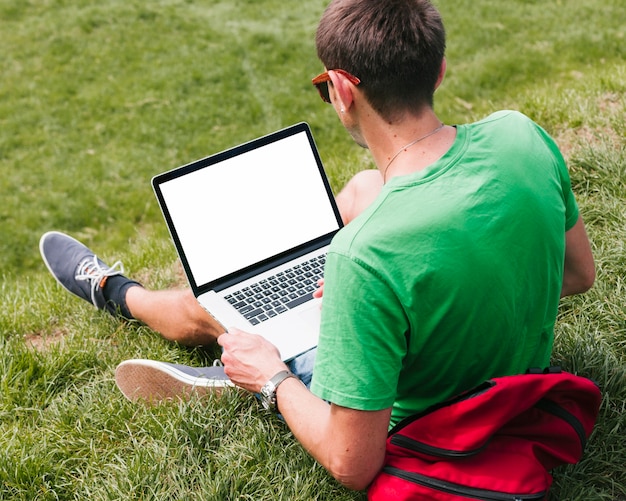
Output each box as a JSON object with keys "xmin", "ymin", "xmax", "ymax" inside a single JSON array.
[{"xmin": 383, "ymin": 123, "xmax": 445, "ymax": 183}]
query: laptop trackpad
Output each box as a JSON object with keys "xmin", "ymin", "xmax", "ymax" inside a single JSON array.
[
  {"xmin": 297, "ymin": 301, "xmax": 322, "ymax": 331},
  {"xmin": 258, "ymin": 304, "xmax": 320, "ymax": 361}
]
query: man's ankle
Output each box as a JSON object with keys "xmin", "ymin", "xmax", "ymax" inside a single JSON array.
[{"xmin": 103, "ymin": 275, "xmax": 142, "ymax": 320}]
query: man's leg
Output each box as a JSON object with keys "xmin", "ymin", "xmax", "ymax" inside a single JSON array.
[
  {"xmin": 335, "ymin": 169, "xmax": 384, "ymax": 225},
  {"xmin": 39, "ymin": 231, "xmax": 223, "ymax": 346},
  {"xmin": 40, "ymin": 170, "xmax": 383, "ymax": 347},
  {"xmin": 115, "ymin": 345, "xmax": 317, "ymax": 403},
  {"xmin": 124, "ymin": 287, "xmax": 224, "ymax": 345}
]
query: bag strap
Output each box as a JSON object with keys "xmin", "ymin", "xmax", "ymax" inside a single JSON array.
[{"xmin": 387, "ymin": 368, "xmax": 601, "ymax": 463}]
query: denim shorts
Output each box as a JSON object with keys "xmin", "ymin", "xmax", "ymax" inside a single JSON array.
[{"xmin": 287, "ymin": 347, "xmax": 316, "ymax": 389}]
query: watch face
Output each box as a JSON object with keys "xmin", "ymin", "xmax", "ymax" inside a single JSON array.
[
  {"xmin": 261, "ymin": 385, "xmax": 272, "ymax": 398},
  {"xmin": 261, "ymin": 383, "xmax": 276, "ymax": 410},
  {"xmin": 261, "ymin": 371, "xmax": 294, "ymax": 412}
]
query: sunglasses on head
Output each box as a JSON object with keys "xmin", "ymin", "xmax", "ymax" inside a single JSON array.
[{"xmin": 312, "ymin": 69, "xmax": 361, "ymax": 103}]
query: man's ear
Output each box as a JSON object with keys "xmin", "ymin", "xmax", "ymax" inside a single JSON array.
[
  {"xmin": 434, "ymin": 58, "xmax": 447, "ymax": 90},
  {"xmin": 328, "ymin": 69, "xmax": 356, "ymax": 113}
]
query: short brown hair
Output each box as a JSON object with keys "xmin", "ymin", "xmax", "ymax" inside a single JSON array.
[{"xmin": 316, "ymin": 0, "xmax": 446, "ymax": 120}]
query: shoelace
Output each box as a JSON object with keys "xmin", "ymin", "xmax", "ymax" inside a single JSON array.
[{"xmin": 75, "ymin": 255, "xmax": 124, "ymax": 305}]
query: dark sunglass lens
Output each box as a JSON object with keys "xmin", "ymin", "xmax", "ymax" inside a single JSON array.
[
  {"xmin": 320, "ymin": 82, "xmax": 330, "ymax": 103},
  {"xmin": 317, "ymin": 82, "xmax": 331, "ymax": 103}
]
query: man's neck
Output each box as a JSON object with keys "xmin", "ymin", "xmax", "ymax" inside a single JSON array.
[{"xmin": 360, "ymin": 109, "xmax": 453, "ymax": 182}]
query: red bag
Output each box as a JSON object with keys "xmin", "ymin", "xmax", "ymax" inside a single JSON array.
[{"xmin": 368, "ymin": 368, "xmax": 602, "ymax": 501}]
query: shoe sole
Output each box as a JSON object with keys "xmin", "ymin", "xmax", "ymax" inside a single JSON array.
[{"xmin": 115, "ymin": 359, "xmax": 234, "ymax": 404}]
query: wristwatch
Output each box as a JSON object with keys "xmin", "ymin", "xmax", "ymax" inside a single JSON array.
[{"xmin": 260, "ymin": 370, "xmax": 300, "ymax": 411}]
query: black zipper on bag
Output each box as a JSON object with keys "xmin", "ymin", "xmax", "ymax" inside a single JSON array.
[
  {"xmin": 382, "ymin": 466, "xmax": 547, "ymax": 501},
  {"xmin": 534, "ymin": 398, "xmax": 587, "ymax": 450},
  {"xmin": 390, "ymin": 433, "xmax": 487, "ymax": 458}
]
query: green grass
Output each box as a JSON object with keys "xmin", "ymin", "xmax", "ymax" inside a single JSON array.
[{"xmin": 1, "ymin": 0, "xmax": 625, "ymax": 499}]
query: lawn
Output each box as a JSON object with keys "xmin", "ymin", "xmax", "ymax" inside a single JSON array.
[{"xmin": 0, "ymin": 0, "xmax": 624, "ymax": 499}]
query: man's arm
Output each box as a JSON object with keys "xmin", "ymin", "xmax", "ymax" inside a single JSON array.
[
  {"xmin": 218, "ymin": 329, "xmax": 391, "ymax": 491},
  {"xmin": 561, "ymin": 216, "xmax": 595, "ymax": 297},
  {"xmin": 276, "ymin": 378, "xmax": 390, "ymax": 490}
]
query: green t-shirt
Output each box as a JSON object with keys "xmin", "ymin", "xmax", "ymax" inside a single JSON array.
[{"xmin": 310, "ymin": 111, "xmax": 579, "ymax": 428}]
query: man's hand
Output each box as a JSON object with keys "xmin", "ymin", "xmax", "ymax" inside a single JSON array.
[
  {"xmin": 313, "ymin": 278, "xmax": 324, "ymax": 299},
  {"xmin": 218, "ymin": 328, "xmax": 391, "ymax": 490},
  {"xmin": 217, "ymin": 328, "xmax": 288, "ymax": 393}
]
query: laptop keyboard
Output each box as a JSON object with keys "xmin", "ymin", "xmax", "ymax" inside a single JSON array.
[{"xmin": 224, "ymin": 254, "xmax": 325, "ymax": 325}]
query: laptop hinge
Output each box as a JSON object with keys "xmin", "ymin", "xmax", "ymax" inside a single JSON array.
[{"xmin": 200, "ymin": 232, "xmax": 338, "ymax": 294}]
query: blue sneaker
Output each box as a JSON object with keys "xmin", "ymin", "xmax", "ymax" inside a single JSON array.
[
  {"xmin": 39, "ymin": 231, "xmax": 126, "ymax": 315},
  {"xmin": 115, "ymin": 359, "xmax": 235, "ymax": 403}
]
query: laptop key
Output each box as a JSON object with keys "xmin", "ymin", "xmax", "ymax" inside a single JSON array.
[
  {"xmin": 286, "ymin": 292, "xmax": 314, "ymax": 310},
  {"xmin": 244, "ymin": 308, "xmax": 264, "ymax": 319},
  {"xmin": 228, "ymin": 253, "xmax": 325, "ymax": 322},
  {"xmin": 233, "ymin": 302, "xmax": 252, "ymax": 312}
]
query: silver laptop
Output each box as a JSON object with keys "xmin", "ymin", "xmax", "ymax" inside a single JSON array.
[{"xmin": 152, "ymin": 122, "xmax": 343, "ymax": 361}]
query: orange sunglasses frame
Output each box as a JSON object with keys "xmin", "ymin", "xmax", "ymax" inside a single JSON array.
[{"xmin": 311, "ymin": 69, "xmax": 361, "ymax": 103}]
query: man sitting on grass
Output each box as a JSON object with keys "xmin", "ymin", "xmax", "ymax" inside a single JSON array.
[{"xmin": 39, "ymin": 0, "xmax": 595, "ymax": 490}]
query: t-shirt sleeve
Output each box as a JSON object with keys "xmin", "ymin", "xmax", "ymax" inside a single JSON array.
[
  {"xmin": 310, "ymin": 250, "xmax": 408, "ymax": 411},
  {"xmin": 531, "ymin": 121, "xmax": 579, "ymax": 230}
]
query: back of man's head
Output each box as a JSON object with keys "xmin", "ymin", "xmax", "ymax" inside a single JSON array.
[{"xmin": 316, "ymin": 0, "xmax": 446, "ymax": 121}]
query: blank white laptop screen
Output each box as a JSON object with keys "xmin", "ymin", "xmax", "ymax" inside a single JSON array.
[{"xmin": 157, "ymin": 129, "xmax": 340, "ymax": 288}]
